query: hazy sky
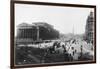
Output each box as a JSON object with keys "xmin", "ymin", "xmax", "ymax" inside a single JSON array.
[{"xmin": 15, "ymin": 4, "xmax": 94, "ymax": 36}]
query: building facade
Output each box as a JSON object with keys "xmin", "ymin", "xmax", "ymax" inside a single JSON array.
[
  {"xmin": 85, "ymin": 11, "xmax": 94, "ymax": 43},
  {"xmin": 16, "ymin": 22, "xmax": 59, "ymax": 44}
]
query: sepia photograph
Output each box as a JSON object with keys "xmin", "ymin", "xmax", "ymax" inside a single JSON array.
[{"xmin": 10, "ymin": 0, "xmax": 96, "ymax": 68}]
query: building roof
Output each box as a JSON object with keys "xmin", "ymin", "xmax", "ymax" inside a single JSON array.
[
  {"xmin": 17, "ymin": 23, "xmax": 35, "ymax": 29},
  {"xmin": 17, "ymin": 22, "xmax": 54, "ymax": 29}
]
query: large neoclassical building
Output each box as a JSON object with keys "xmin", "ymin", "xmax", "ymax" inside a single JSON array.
[{"xmin": 16, "ymin": 22, "xmax": 59, "ymax": 44}]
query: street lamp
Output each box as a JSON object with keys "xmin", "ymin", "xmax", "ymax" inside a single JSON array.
[{"xmin": 36, "ymin": 26, "xmax": 39, "ymax": 41}]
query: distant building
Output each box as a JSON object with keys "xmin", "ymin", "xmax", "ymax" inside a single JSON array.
[
  {"xmin": 85, "ymin": 11, "xmax": 94, "ymax": 43},
  {"xmin": 16, "ymin": 22, "xmax": 59, "ymax": 44}
]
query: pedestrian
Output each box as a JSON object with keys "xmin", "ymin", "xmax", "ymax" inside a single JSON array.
[
  {"xmin": 69, "ymin": 54, "xmax": 73, "ymax": 61},
  {"xmin": 80, "ymin": 45, "xmax": 83, "ymax": 60},
  {"xmin": 75, "ymin": 49, "xmax": 77, "ymax": 53},
  {"xmin": 72, "ymin": 51, "xmax": 75, "ymax": 56},
  {"xmin": 64, "ymin": 51, "xmax": 69, "ymax": 61}
]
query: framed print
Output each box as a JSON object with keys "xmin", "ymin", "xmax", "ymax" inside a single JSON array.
[{"xmin": 10, "ymin": 0, "xmax": 96, "ymax": 69}]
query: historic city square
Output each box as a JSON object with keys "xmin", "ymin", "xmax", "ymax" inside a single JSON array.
[{"xmin": 14, "ymin": 3, "xmax": 95, "ymax": 65}]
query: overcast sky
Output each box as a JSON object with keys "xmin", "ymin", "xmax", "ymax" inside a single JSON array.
[{"xmin": 15, "ymin": 4, "xmax": 94, "ymax": 36}]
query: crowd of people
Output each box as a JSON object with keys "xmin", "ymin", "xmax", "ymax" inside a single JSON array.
[
  {"xmin": 16, "ymin": 38, "xmax": 94, "ymax": 64},
  {"xmin": 43, "ymin": 39, "xmax": 94, "ymax": 61}
]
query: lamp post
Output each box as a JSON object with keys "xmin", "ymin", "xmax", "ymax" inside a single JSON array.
[{"xmin": 36, "ymin": 26, "xmax": 39, "ymax": 41}]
